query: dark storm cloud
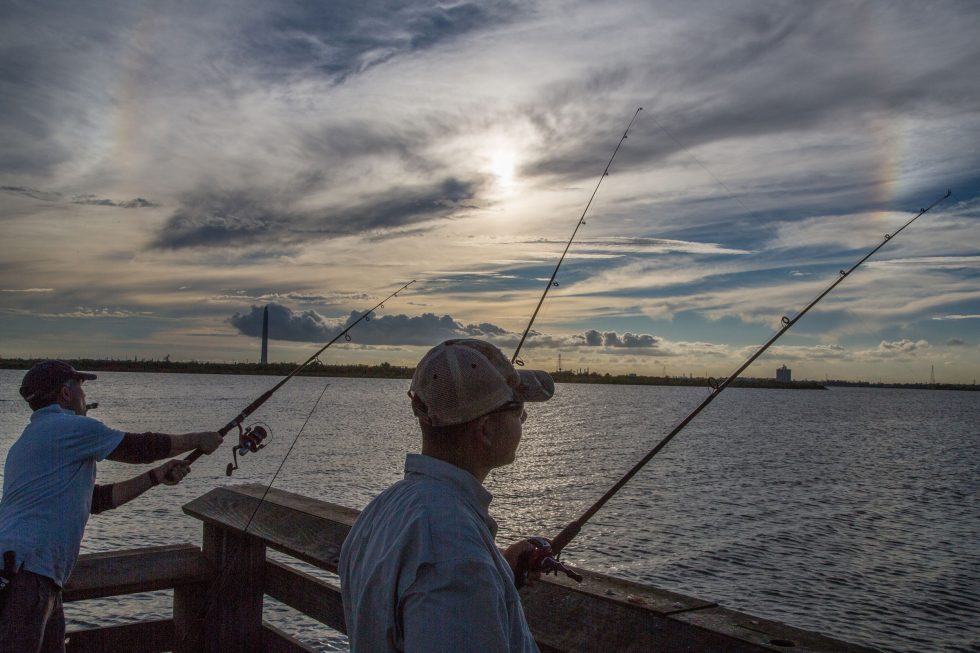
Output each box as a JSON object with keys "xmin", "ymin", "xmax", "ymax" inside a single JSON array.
[
  {"xmin": 250, "ymin": 1, "xmax": 525, "ymax": 83},
  {"xmin": 229, "ymin": 303, "xmax": 515, "ymax": 346},
  {"xmin": 152, "ymin": 189, "xmax": 287, "ymax": 249},
  {"xmin": 152, "ymin": 177, "xmax": 477, "ymax": 249},
  {"xmin": 230, "ymin": 303, "xmax": 332, "ymax": 342}
]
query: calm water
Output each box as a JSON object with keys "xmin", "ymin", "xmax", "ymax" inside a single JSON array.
[{"xmin": 1, "ymin": 370, "xmax": 977, "ymax": 652}]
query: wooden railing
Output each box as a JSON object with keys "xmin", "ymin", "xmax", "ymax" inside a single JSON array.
[{"xmin": 61, "ymin": 485, "xmax": 877, "ymax": 652}]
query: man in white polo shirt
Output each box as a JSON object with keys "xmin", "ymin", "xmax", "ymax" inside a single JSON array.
[
  {"xmin": 340, "ymin": 339, "xmax": 554, "ymax": 652},
  {"xmin": 0, "ymin": 360, "xmax": 222, "ymax": 653}
]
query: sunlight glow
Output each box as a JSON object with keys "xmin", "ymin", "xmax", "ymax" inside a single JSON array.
[{"xmin": 491, "ymin": 149, "xmax": 515, "ymax": 186}]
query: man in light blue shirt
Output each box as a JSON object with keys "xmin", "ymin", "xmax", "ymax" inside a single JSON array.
[
  {"xmin": 0, "ymin": 360, "xmax": 222, "ymax": 653},
  {"xmin": 340, "ymin": 339, "xmax": 554, "ymax": 652}
]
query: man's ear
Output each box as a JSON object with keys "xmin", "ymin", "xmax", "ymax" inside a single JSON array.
[{"xmin": 57, "ymin": 384, "xmax": 73, "ymax": 406}]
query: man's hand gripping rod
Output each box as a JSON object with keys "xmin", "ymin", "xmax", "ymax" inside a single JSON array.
[
  {"xmin": 515, "ymin": 189, "xmax": 952, "ymax": 589},
  {"xmin": 181, "ymin": 280, "xmax": 417, "ymax": 471}
]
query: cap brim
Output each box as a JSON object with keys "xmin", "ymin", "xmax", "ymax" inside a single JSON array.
[
  {"xmin": 515, "ymin": 369, "xmax": 554, "ymax": 402},
  {"xmin": 74, "ymin": 371, "xmax": 97, "ymax": 381}
]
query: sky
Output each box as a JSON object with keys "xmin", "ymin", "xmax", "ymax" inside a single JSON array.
[{"xmin": 1, "ymin": 1, "xmax": 979, "ymax": 384}]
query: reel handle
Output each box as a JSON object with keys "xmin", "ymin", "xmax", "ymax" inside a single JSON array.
[{"xmin": 513, "ymin": 537, "xmax": 583, "ymax": 589}]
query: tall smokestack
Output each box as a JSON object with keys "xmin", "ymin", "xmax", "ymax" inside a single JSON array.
[{"xmin": 260, "ymin": 305, "xmax": 269, "ymax": 365}]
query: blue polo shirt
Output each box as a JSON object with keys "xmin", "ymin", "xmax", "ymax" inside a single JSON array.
[
  {"xmin": 340, "ymin": 454, "xmax": 539, "ymax": 653},
  {"xmin": 0, "ymin": 404, "xmax": 124, "ymax": 586}
]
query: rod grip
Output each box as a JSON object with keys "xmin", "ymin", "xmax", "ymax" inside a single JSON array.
[
  {"xmin": 550, "ymin": 520, "xmax": 582, "ymax": 556},
  {"xmin": 183, "ymin": 420, "xmax": 236, "ymax": 466}
]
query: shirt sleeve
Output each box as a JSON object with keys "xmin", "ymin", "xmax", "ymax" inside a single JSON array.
[
  {"xmin": 67, "ymin": 416, "xmax": 126, "ymax": 462},
  {"xmin": 400, "ymin": 558, "xmax": 512, "ymax": 653}
]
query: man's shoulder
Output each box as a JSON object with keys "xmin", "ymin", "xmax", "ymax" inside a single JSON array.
[{"xmin": 359, "ymin": 477, "xmax": 487, "ymax": 540}]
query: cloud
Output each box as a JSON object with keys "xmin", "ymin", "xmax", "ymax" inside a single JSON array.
[
  {"xmin": 1, "ymin": 186, "xmax": 158, "ymax": 208},
  {"xmin": 0, "ymin": 306, "xmax": 153, "ymax": 319},
  {"xmin": 229, "ymin": 303, "xmax": 517, "ymax": 346},
  {"xmin": 877, "ymin": 339, "xmax": 930, "ymax": 353},
  {"xmin": 152, "ymin": 178, "xmax": 478, "ymax": 249},
  {"xmin": 1, "ymin": 288, "xmax": 54, "ymax": 293},
  {"xmin": 230, "ymin": 303, "xmax": 664, "ymax": 354},
  {"xmin": 526, "ymin": 236, "xmax": 750, "ymax": 257},
  {"xmin": 1, "ymin": 186, "xmax": 62, "ymax": 202},
  {"xmin": 931, "ymin": 314, "xmax": 980, "ymax": 320},
  {"xmin": 946, "ymin": 338, "xmax": 968, "ymax": 347},
  {"xmin": 581, "ymin": 329, "xmax": 658, "ymax": 348},
  {"xmin": 72, "ymin": 195, "xmax": 159, "ymax": 208},
  {"xmin": 246, "ymin": 1, "xmax": 525, "ymax": 84}
]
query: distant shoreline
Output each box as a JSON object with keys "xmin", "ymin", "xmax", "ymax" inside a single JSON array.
[{"xmin": 2, "ymin": 357, "xmax": 975, "ymax": 391}]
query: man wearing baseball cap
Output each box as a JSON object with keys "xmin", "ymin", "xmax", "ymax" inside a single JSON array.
[
  {"xmin": 340, "ymin": 339, "xmax": 554, "ymax": 652},
  {"xmin": 0, "ymin": 360, "xmax": 222, "ymax": 653}
]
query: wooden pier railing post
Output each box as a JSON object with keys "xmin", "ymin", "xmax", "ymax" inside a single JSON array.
[
  {"xmin": 201, "ymin": 522, "xmax": 266, "ymax": 653},
  {"xmin": 172, "ymin": 578, "xmax": 208, "ymax": 653}
]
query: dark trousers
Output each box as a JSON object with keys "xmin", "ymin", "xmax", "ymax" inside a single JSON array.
[{"xmin": 0, "ymin": 569, "xmax": 65, "ymax": 653}]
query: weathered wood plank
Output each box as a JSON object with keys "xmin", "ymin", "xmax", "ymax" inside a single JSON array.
[
  {"xmin": 65, "ymin": 619, "xmax": 173, "ymax": 653},
  {"xmin": 265, "ymin": 559, "xmax": 346, "ymax": 633},
  {"xmin": 202, "ymin": 523, "xmax": 266, "ymax": 653},
  {"xmin": 669, "ymin": 604, "xmax": 877, "ymax": 653},
  {"xmin": 262, "ymin": 622, "xmax": 320, "ymax": 653},
  {"xmin": 183, "ymin": 485, "xmax": 355, "ymax": 572},
  {"xmin": 533, "ymin": 564, "xmax": 715, "ymax": 615},
  {"xmin": 63, "ymin": 544, "xmax": 212, "ymax": 602}
]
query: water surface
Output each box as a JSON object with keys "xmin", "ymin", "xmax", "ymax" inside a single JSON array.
[{"xmin": 1, "ymin": 370, "xmax": 977, "ymax": 652}]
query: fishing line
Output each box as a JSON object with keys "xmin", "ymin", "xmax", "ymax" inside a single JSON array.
[
  {"xmin": 176, "ymin": 381, "xmax": 332, "ymax": 648},
  {"xmin": 511, "ymin": 107, "xmax": 643, "ymax": 366},
  {"xmin": 645, "ymin": 109, "xmax": 757, "ymax": 219}
]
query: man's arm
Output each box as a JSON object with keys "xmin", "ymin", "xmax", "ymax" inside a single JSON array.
[
  {"xmin": 106, "ymin": 432, "xmax": 222, "ymax": 463},
  {"xmin": 91, "ymin": 459, "xmax": 191, "ymax": 514}
]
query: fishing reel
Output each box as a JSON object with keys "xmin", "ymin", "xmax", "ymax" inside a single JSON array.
[
  {"xmin": 514, "ymin": 536, "xmax": 583, "ymax": 589},
  {"xmin": 225, "ymin": 422, "xmax": 272, "ymax": 476}
]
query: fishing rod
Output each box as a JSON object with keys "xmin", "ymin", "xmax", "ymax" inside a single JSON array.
[
  {"xmin": 183, "ymin": 279, "xmax": 416, "ymax": 474},
  {"xmin": 511, "ymin": 107, "xmax": 643, "ymax": 366},
  {"xmin": 518, "ymin": 189, "xmax": 952, "ymax": 586}
]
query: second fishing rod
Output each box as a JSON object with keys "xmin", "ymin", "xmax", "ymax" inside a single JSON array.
[{"xmin": 514, "ymin": 189, "xmax": 952, "ymax": 587}]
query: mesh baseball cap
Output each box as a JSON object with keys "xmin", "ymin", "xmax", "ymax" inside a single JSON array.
[
  {"xmin": 410, "ymin": 339, "xmax": 554, "ymax": 427},
  {"xmin": 19, "ymin": 360, "xmax": 97, "ymax": 403}
]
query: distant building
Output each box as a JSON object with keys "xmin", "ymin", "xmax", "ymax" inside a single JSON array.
[
  {"xmin": 776, "ymin": 365, "xmax": 791, "ymax": 383},
  {"xmin": 260, "ymin": 305, "xmax": 269, "ymax": 365}
]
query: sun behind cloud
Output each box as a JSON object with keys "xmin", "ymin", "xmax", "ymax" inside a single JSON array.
[{"xmin": 491, "ymin": 149, "xmax": 515, "ymax": 187}]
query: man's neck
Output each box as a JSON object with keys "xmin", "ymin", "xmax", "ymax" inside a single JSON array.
[{"xmin": 420, "ymin": 446, "xmax": 489, "ymax": 483}]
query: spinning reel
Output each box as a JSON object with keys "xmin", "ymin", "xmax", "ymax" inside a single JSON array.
[{"xmin": 225, "ymin": 422, "xmax": 272, "ymax": 476}]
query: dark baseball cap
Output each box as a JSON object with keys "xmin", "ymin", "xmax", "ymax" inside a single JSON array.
[{"xmin": 19, "ymin": 360, "xmax": 97, "ymax": 403}]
